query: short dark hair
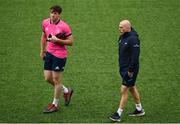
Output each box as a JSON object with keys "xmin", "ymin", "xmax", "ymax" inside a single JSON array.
[{"xmin": 50, "ymin": 5, "xmax": 62, "ymax": 14}]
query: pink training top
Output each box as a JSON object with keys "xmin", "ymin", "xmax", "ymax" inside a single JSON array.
[{"xmin": 42, "ymin": 18, "xmax": 72, "ymax": 58}]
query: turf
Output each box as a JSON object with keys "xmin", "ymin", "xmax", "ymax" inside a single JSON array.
[{"xmin": 0, "ymin": 0, "xmax": 180, "ymax": 122}]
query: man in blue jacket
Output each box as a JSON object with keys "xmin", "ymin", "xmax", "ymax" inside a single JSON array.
[{"xmin": 110, "ymin": 20, "xmax": 145, "ymax": 122}]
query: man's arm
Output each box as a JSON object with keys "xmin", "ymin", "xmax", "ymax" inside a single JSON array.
[
  {"xmin": 51, "ymin": 35, "xmax": 74, "ymax": 46},
  {"xmin": 40, "ymin": 32, "xmax": 47, "ymax": 60},
  {"xmin": 128, "ymin": 36, "xmax": 140, "ymax": 75}
]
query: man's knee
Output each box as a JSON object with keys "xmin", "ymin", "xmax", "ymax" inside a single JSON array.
[
  {"xmin": 44, "ymin": 76, "xmax": 52, "ymax": 82},
  {"xmin": 52, "ymin": 77, "xmax": 60, "ymax": 85},
  {"xmin": 44, "ymin": 71, "xmax": 53, "ymax": 83}
]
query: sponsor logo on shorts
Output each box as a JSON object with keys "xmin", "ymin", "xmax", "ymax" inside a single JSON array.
[{"xmin": 55, "ymin": 66, "xmax": 60, "ymax": 70}]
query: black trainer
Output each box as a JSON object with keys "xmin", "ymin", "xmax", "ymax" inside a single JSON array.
[
  {"xmin": 109, "ymin": 112, "xmax": 121, "ymax": 122},
  {"xmin": 129, "ymin": 109, "xmax": 145, "ymax": 116}
]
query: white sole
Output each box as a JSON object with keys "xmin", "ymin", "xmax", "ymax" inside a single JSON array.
[
  {"xmin": 109, "ymin": 117, "xmax": 121, "ymax": 122},
  {"xmin": 129, "ymin": 111, "xmax": 145, "ymax": 117}
]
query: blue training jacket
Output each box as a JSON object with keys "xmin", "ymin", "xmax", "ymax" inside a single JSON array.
[{"xmin": 118, "ymin": 28, "xmax": 140, "ymax": 72}]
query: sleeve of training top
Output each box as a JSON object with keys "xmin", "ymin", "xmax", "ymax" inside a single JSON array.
[
  {"xmin": 42, "ymin": 20, "xmax": 45, "ymax": 33},
  {"xmin": 62, "ymin": 23, "xmax": 72, "ymax": 37},
  {"xmin": 128, "ymin": 36, "xmax": 140, "ymax": 72}
]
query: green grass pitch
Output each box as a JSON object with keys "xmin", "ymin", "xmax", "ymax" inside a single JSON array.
[{"xmin": 0, "ymin": 0, "xmax": 180, "ymax": 122}]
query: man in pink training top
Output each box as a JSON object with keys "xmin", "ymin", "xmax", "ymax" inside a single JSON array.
[{"xmin": 40, "ymin": 5, "xmax": 74, "ymax": 113}]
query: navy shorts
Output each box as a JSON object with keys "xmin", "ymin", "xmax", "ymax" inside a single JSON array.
[
  {"xmin": 44, "ymin": 52, "xmax": 66, "ymax": 72},
  {"xmin": 120, "ymin": 69, "xmax": 139, "ymax": 87}
]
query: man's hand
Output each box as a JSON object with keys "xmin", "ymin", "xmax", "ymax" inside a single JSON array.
[
  {"xmin": 51, "ymin": 35, "xmax": 59, "ymax": 43},
  {"xmin": 51, "ymin": 35, "xmax": 64, "ymax": 45},
  {"xmin": 40, "ymin": 51, "xmax": 46, "ymax": 60},
  {"xmin": 128, "ymin": 71, "xmax": 133, "ymax": 78},
  {"xmin": 47, "ymin": 35, "xmax": 59, "ymax": 43}
]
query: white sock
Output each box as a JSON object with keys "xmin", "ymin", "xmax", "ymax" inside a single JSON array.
[
  {"xmin": 135, "ymin": 103, "xmax": 142, "ymax": 111},
  {"xmin": 117, "ymin": 108, "xmax": 123, "ymax": 116},
  {"xmin": 52, "ymin": 98, "xmax": 59, "ymax": 107},
  {"xmin": 62, "ymin": 85, "xmax": 68, "ymax": 93}
]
